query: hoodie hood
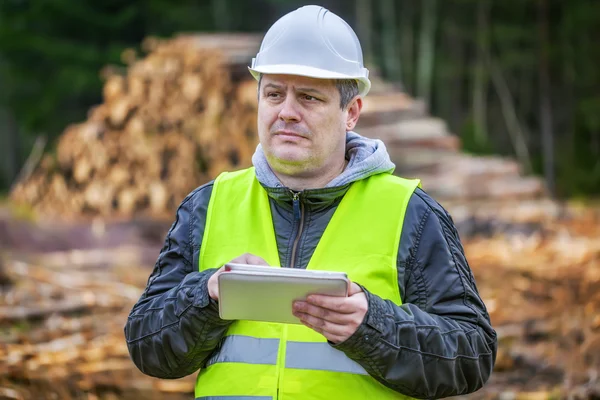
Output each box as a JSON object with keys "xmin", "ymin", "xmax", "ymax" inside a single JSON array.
[{"xmin": 252, "ymin": 131, "xmax": 395, "ymax": 189}]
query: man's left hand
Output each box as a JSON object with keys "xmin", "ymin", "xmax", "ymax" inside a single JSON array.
[{"xmin": 292, "ymin": 283, "xmax": 367, "ymax": 344}]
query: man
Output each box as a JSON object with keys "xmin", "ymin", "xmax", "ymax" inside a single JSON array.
[{"xmin": 125, "ymin": 5, "xmax": 497, "ymax": 399}]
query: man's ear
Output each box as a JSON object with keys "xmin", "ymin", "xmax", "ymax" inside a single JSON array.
[{"xmin": 345, "ymin": 96, "xmax": 363, "ymax": 131}]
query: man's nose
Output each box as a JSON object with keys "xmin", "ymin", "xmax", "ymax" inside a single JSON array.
[{"xmin": 278, "ymin": 95, "xmax": 301, "ymax": 123}]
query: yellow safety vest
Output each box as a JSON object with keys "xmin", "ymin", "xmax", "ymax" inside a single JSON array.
[{"xmin": 196, "ymin": 167, "xmax": 420, "ymax": 400}]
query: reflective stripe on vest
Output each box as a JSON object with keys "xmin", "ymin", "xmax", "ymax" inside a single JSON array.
[
  {"xmin": 205, "ymin": 335, "xmax": 368, "ymax": 375},
  {"xmin": 205, "ymin": 336, "xmax": 279, "ymax": 367},
  {"xmin": 196, "ymin": 167, "xmax": 420, "ymax": 400},
  {"xmin": 196, "ymin": 397, "xmax": 272, "ymax": 400},
  {"xmin": 285, "ymin": 341, "xmax": 368, "ymax": 375}
]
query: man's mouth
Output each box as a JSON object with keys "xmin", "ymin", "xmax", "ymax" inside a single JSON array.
[{"xmin": 275, "ymin": 130, "xmax": 308, "ymax": 139}]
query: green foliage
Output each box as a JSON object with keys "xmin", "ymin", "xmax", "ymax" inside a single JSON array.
[
  {"xmin": 460, "ymin": 119, "xmax": 495, "ymax": 156},
  {"xmin": 0, "ymin": 0, "xmax": 224, "ymax": 187},
  {"xmin": 0, "ymin": 1, "xmax": 137, "ymax": 134},
  {"xmin": 428, "ymin": 0, "xmax": 600, "ymax": 198},
  {"xmin": 0, "ymin": 0, "xmax": 598, "ymax": 198}
]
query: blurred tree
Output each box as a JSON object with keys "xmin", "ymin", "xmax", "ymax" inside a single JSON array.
[
  {"xmin": 0, "ymin": 0, "xmax": 217, "ymax": 190},
  {"xmin": 0, "ymin": 53, "xmax": 20, "ymax": 188},
  {"xmin": 0, "ymin": 0, "xmax": 145, "ymax": 133},
  {"xmin": 398, "ymin": 0, "xmax": 415, "ymax": 94},
  {"xmin": 379, "ymin": 0, "xmax": 401, "ymax": 81},
  {"xmin": 355, "ymin": 0, "xmax": 373, "ymax": 66},
  {"xmin": 425, "ymin": 0, "xmax": 599, "ymax": 196},
  {"xmin": 537, "ymin": 0, "xmax": 554, "ymax": 196},
  {"xmin": 416, "ymin": 0, "xmax": 437, "ymax": 107},
  {"xmin": 0, "ymin": 0, "xmax": 147, "ymax": 191},
  {"xmin": 472, "ymin": 0, "xmax": 490, "ymax": 146},
  {"xmin": 211, "ymin": 0, "xmax": 232, "ymax": 31}
]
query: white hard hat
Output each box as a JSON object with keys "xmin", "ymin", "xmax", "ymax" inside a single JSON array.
[{"xmin": 249, "ymin": 5, "xmax": 371, "ymax": 97}]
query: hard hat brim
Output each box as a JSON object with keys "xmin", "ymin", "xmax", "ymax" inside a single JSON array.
[{"xmin": 249, "ymin": 64, "xmax": 371, "ymax": 97}]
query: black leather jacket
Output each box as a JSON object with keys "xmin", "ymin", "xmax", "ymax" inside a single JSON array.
[{"xmin": 125, "ymin": 180, "xmax": 497, "ymax": 398}]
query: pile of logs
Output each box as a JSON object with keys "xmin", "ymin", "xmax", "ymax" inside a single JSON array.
[
  {"xmin": 465, "ymin": 208, "xmax": 600, "ymax": 398},
  {"xmin": 10, "ymin": 35, "xmax": 260, "ymax": 219},
  {"xmin": 0, "ymin": 254, "xmax": 196, "ymax": 399}
]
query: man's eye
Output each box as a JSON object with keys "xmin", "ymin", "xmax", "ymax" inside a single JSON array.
[
  {"xmin": 267, "ymin": 92, "xmax": 280, "ymax": 98},
  {"xmin": 303, "ymin": 95, "xmax": 318, "ymax": 101}
]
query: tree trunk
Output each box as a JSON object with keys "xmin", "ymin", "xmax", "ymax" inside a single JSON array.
[
  {"xmin": 399, "ymin": 0, "xmax": 415, "ymax": 93},
  {"xmin": 472, "ymin": 0, "xmax": 490, "ymax": 145},
  {"xmin": 560, "ymin": 39, "xmax": 575, "ymax": 180},
  {"xmin": 355, "ymin": 0, "xmax": 373, "ymax": 66},
  {"xmin": 487, "ymin": 51, "xmax": 533, "ymax": 174},
  {"xmin": 447, "ymin": 12, "xmax": 465, "ymax": 134},
  {"xmin": 416, "ymin": 0, "xmax": 438, "ymax": 107},
  {"xmin": 516, "ymin": 58, "xmax": 535, "ymax": 146},
  {"xmin": 0, "ymin": 108, "xmax": 20, "ymax": 188},
  {"xmin": 435, "ymin": 8, "xmax": 464, "ymax": 134},
  {"xmin": 538, "ymin": 0, "xmax": 555, "ymax": 196},
  {"xmin": 211, "ymin": 0, "xmax": 231, "ymax": 30},
  {"xmin": 379, "ymin": 0, "xmax": 401, "ymax": 81}
]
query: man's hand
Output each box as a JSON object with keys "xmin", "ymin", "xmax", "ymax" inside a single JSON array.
[
  {"xmin": 207, "ymin": 253, "xmax": 269, "ymax": 301},
  {"xmin": 292, "ymin": 283, "xmax": 367, "ymax": 344}
]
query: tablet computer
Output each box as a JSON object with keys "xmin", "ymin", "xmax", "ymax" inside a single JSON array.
[{"xmin": 218, "ymin": 264, "xmax": 349, "ymax": 324}]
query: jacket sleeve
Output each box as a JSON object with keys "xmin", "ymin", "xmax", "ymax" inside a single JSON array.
[
  {"xmin": 124, "ymin": 182, "xmax": 233, "ymax": 379},
  {"xmin": 334, "ymin": 189, "xmax": 497, "ymax": 398}
]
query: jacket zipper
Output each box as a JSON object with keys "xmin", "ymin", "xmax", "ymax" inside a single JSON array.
[{"xmin": 289, "ymin": 190, "xmax": 305, "ymax": 269}]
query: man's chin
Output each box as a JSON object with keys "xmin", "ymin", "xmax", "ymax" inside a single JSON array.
[{"xmin": 266, "ymin": 153, "xmax": 313, "ymax": 175}]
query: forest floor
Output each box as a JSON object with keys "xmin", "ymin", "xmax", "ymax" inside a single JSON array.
[{"xmin": 0, "ymin": 200, "xmax": 599, "ymax": 400}]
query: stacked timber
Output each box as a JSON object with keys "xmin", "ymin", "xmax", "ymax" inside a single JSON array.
[
  {"xmin": 357, "ymin": 95, "xmax": 547, "ymax": 203},
  {"xmin": 10, "ymin": 35, "xmax": 261, "ymax": 219},
  {"xmin": 356, "ymin": 94, "xmax": 557, "ymax": 231},
  {"xmin": 0, "ymin": 251, "xmax": 197, "ymax": 399}
]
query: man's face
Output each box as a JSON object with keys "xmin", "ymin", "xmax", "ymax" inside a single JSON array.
[{"xmin": 257, "ymin": 74, "xmax": 353, "ymax": 177}]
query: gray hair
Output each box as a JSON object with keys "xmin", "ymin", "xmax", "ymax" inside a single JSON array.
[
  {"xmin": 258, "ymin": 75, "xmax": 359, "ymax": 109},
  {"xmin": 335, "ymin": 79, "xmax": 360, "ymax": 109}
]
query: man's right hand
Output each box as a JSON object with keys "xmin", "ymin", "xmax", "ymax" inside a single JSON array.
[{"xmin": 207, "ymin": 253, "xmax": 269, "ymax": 301}]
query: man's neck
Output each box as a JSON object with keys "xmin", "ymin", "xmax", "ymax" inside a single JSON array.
[{"xmin": 274, "ymin": 158, "xmax": 348, "ymax": 191}]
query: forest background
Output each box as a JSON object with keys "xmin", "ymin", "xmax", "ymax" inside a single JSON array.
[{"xmin": 0, "ymin": 0, "xmax": 598, "ymax": 198}]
